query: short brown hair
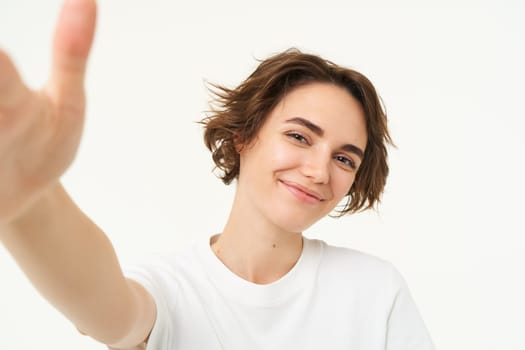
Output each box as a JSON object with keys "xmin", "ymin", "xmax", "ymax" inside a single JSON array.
[{"xmin": 201, "ymin": 48, "xmax": 393, "ymax": 215}]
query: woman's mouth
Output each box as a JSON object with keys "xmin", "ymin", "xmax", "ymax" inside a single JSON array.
[{"xmin": 279, "ymin": 180, "xmax": 323, "ymax": 204}]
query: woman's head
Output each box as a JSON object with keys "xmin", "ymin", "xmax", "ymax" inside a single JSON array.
[{"xmin": 202, "ymin": 48, "xmax": 392, "ymax": 216}]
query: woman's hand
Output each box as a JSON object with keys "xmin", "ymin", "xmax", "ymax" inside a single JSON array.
[{"xmin": 0, "ymin": 0, "xmax": 97, "ymax": 223}]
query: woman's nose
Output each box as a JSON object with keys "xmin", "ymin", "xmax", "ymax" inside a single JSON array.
[{"xmin": 301, "ymin": 149, "xmax": 330, "ymax": 184}]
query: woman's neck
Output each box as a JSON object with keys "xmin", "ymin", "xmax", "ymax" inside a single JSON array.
[{"xmin": 210, "ymin": 192, "xmax": 303, "ymax": 285}]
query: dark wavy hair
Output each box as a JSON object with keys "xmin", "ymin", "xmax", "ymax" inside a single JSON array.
[{"xmin": 201, "ymin": 48, "xmax": 393, "ymax": 215}]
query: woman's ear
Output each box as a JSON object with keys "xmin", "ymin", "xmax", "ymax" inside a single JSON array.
[
  {"xmin": 233, "ymin": 133, "xmax": 244, "ymax": 153},
  {"xmin": 234, "ymin": 133, "xmax": 258, "ymax": 154}
]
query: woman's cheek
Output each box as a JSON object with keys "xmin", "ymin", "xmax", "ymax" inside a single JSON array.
[{"xmin": 268, "ymin": 143, "xmax": 300, "ymax": 170}]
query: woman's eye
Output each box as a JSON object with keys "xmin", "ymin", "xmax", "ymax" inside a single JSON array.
[
  {"xmin": 335, "ymin": 155, "xmax": 356, "ymax": 170},
  {"xmin": 286, "ymin": 132, "xmax": 309, "ymax": 144}
]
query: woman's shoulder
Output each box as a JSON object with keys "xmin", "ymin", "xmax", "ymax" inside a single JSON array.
[
  {"xmin": 309, "ymin": 237, "xmax": 390, "ymax": 266},
  {"xmin": 307, "ymin": 237, "xmax": 403, "ymax": 289}
]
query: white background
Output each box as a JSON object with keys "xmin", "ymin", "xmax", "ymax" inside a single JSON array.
[{"xmin": 1, "ymin": 0, "xmax": 524, "ymax": 349}]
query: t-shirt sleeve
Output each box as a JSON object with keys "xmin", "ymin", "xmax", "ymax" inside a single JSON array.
[
  {"xmin": 385, "ymin": 265, "xmax": 436, "ymax": 350},
  {"xmin": 123, "ymin": 260, "xmax": 176, "ymax": 350}
]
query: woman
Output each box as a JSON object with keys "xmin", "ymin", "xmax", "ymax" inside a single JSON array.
[{"xmin": 0, "ymin": 0, "xmax": 434, "ymax": 349}]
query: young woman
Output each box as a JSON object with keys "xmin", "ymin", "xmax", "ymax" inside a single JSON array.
[{"xmin": 0, "ymin": 0, "xmax": 434, "ymax": 349}]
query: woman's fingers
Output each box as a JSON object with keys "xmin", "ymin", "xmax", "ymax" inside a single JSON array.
[
  {"xmin": 47, "ymin": 0, "xmax": 97, "ymax": 106},
  {"xmin": 1, "ymin": 0, "xmax": 96, "ymax": 115},
  {"xmin": 0, "ymin": 0, "xmax": 97, "ymax": 222},
  {"xmin": 0, "ymin": 50, "xmax": 30, "ymax": 111}
]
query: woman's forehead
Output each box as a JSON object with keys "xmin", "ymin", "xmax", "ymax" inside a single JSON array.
[{"xmin": 266, "ymin": 83, "xmax": 367, "ymax": 142}]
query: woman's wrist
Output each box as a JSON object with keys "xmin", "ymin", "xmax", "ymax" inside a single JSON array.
[{"xmin": 0, "ymin": 181, "xmax": 63, "ymax": 234}]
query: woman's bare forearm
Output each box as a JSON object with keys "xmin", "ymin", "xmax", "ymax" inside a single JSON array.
[
  {"xmin": 0, "ymin": 1, "xmax": 155, "ymax": 347},
  {"xmin": 0, "ymin": 182, "xmax": 154, "ymax": 347}
]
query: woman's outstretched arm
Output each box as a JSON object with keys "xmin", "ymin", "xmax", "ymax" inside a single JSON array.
[
  {"xmin": 1, "ymin": 184, "xmax": 156, "ymax": 348},
  {"xmin": 0, "ymin": 0, "xmax": 155, "ymax": 348}
]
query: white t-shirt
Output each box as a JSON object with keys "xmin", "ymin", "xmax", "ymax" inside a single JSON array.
[{"xmin": 124, "ymin": 236, "xmax": 435, "ymax": 350}]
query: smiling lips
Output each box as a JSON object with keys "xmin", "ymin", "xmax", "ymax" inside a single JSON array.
[{"xmin": 279, "ymin": 180, "xmax": 325, "ymax": 204}]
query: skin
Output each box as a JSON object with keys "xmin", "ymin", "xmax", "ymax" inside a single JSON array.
[
  {"xmin": 0, "ymin": 1, "xmax": 155, "ymax": 349},
  {"xmin": 212, "ymin": 82, "xmax": 367, "ymax": 285},
  {"xmin": 0, "ymin": 0, "xmax": 367, "ymax": 348}
]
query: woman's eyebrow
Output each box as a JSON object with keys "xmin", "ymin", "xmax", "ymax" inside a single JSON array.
[
  {"xmin": 342, "ymin": 144, "xmax": 364, "ymax": 160},
  {"xmin": 285, "ymin": 117, "xmax": 324, "ymax": 136},
  {"xmin": 285, "ymin": 117, "xmax": 364, "ymax": 159}
]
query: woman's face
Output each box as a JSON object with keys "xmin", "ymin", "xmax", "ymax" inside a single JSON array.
[{"xmin": 237, "ymin": 82, "xmax": 368, "ymax": 233}]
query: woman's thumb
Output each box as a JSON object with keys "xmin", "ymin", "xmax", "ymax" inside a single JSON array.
[{"xmin": 48, "ymin": 0, "xmax": 97, "ymax": 103}]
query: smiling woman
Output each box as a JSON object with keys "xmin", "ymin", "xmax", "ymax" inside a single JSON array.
[
  {"xmin": 210, "ymin": 80, "xmax": 370, "ymax": 234},
  {"xmin": 203, "ymin": 49, "xmax": 391, "ymax": 216},
  {"xmin": 0, "ymin": 0, "xmax": 435, "ymax": 349}
]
